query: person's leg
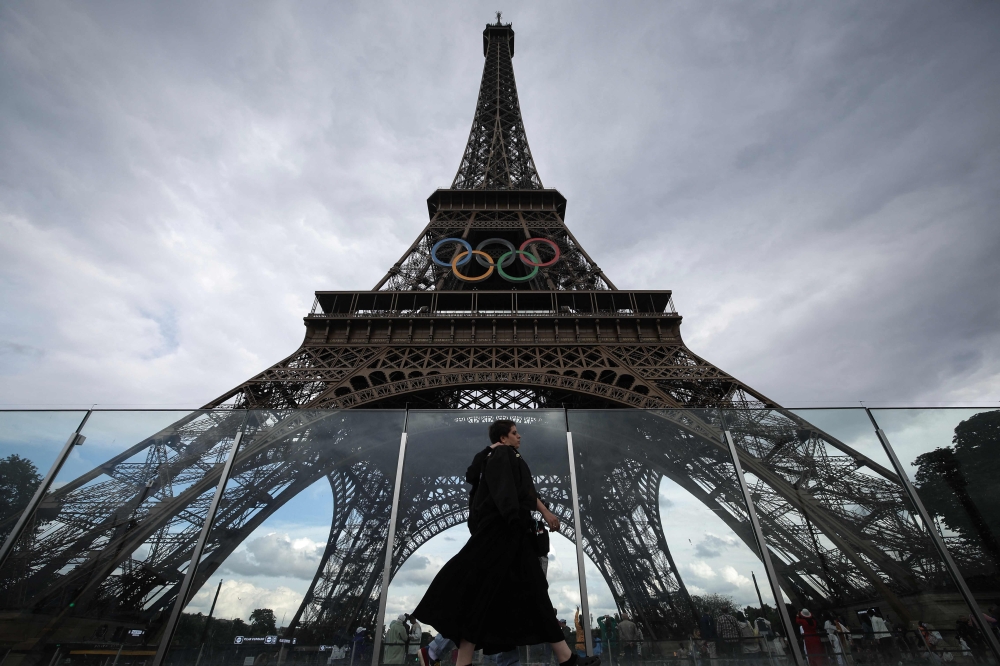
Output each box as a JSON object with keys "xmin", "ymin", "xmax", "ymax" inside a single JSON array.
[
  {"xmin": 551, "ymin": 641, "xmax": 573, "ymax": 664},
  {"xmin": 457, "ymin": 640, "xmax": 476, "ymax": 666}
]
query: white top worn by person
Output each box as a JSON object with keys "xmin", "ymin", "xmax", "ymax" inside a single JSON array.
[{"xmin": 408, "ymin": 618, "xmax": 422, "ymax": 656}]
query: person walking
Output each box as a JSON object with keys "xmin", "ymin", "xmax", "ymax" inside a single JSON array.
[
  {"xmin": 715, "ymin": 611, "xmax": 741, "ymax": 661},
  {"xmin": 407, "ymin": 615, "xmax": 423, "ymax": 663},
  {"xmin": 385, "ymin": 616, "xmax": 409, "ymax": 664},
  {"xmin": 412, "ymin": 420, "xmax": 599, "ymax": 666},
  {"xmin": 736, "ymin": 612, "xmax": 761, "ymax": 659},
  {"xmin": 351, "ymin": 628, "xmax": 367, "ymax": 666},
  {"xmin": 575, "ymin": 607, "xmax": 587, "ymax": 657},
  {"xmin": 617, "ymin": 615, "xmax": 639, "ymax": 665},
  {"xmin": 795, "ymin": 609, "xmax": 824, "ymax": 666},
  {"xmin": 823, "ymin": 614, "xmax": 845, "ymax": 666},
  {"xmin": 561, "ymin": 620, "xmax": 576, "ymax": 650}
]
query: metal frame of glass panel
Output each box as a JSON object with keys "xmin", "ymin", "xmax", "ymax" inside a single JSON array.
[
  {"xmin": 372, "ymin": 411, "xmax": 409, "ymax": 666},
  {"xmin": 0, "ymin": 410, "xmax": 92, "ymax": 570}
]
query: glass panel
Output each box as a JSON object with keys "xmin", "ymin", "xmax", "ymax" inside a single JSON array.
[
  {"xmin": 160, "ymin": 409, "xmax": 407, "ymax": 666},
  {"xmin": 0, "ymin": 409, "xmax": 244, "ymax": 666},
  {"xmin": 875, "ymin": 407, "xmax": 1000, "ymax": 661},
  {"xmin": 0, "ymin": 410, "xmax": 88, "ymax": 542},
  {"xmin": 569, "ymin": 409, "xmax": 791, "ymax": 666},
  {"xmin": 727, "ymin": 407, "xmax": 997, "ymax": 665},
  {"xmin": 385, "ymin": 410, "xmax": 578, "ymax": 666}
]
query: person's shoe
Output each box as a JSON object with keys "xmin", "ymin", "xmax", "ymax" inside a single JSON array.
[
  {"xmin": 419, "ymin": 647, "xmax": 431, "ymax": 666},
  {"xmin": 577, "ymin": 657, "xmax": 601, "ymax": 666}
]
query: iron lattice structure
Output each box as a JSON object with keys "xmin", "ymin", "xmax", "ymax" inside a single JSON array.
[{"xmin": 0, "ymin": 17, "xmax": 979, "ymax": 654}]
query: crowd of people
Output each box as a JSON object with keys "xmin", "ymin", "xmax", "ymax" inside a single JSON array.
[
  {"xmin": 784, "ymin": 607, "xmax": 999, "ymax": 666},
  {"xmin": 685, "ymin": 606, "xmax": 1000, "ymax": 666}
]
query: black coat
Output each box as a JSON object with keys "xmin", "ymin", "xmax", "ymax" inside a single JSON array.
[{"xmin": 412, "ymin": 445, "xmax": 562, "ymax": 653}]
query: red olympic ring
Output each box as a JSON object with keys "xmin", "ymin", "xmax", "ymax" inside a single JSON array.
[{"xmin": 519, "ymin": 238, "xmax": 560, "ymax": 267}]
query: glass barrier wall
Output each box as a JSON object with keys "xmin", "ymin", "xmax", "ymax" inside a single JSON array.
[
  {"xmin": 727, "ymin": 408, "xmax": 997, "ymax": 666},
  {"xmin": 4, "ymin": 407, "xmax": 1000, "ymax": 666},
  {"xmin": 384, "ymin": 410, "xmax": 580, "ymax": 666},
  {"xmin": 873, "ymin": 408, "xmax": 1000, "ymax": 661},
  {"xmin": 158, "ymin": 410, "xmax": 407, "ymax": 666},
  {"xmin": 569, "ymin": 409, "xmax": 791, "ymax": 666},
  {"xmin": 0, "ymin": 410, "xmax": 245, "ymax": 666}
]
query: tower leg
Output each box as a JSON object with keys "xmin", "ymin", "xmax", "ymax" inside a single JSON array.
[{"xmin": 291, "ymin": 462, "xmax": 394, "ymax": 642}]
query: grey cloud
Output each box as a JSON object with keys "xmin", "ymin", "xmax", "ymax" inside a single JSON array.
[
  {"xmin": 693, "ymin": 533, "xmax": 739, "ymax": 559},
  {"xmin": 221, "ymin": 532, "xmax": 322, "ymax": 580},
  {"xmin": 392, "ymin": 554, "xmax": 442, "ymax": 586},
  {"xmin": 0, "ymin": 1, "xmax": 998, "ymax": 409}
]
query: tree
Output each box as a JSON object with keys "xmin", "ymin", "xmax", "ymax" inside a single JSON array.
[
  {"xmin": 913, "ymin": 410, "xmax": 1000, "ymax": 572},
  {"xmin": 0, "ymin": 454, "xmax": 42, "ymax": 539},
  {"xmin": 690, "ymin": 593, "xmax": 736, "ymax": 617},
  {"xmin": 249, "ymin": 608, "xmax": 277, "ymax": 636}
]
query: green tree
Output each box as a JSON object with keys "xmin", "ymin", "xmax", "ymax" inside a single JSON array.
[
  {"xmin": 913, "ymin": 410, "xmax": 1000, "ymax": 571},
  {"xmin": 249, "ymin": 608, "xmax": 277, "ymax": 636},
  {"xmin": 690, "ymin": 593, "xmax": 736, "ymax": 617},
  {"xmin": 0, "ymin": 454, "xmax": 42, "ymax": 539}
]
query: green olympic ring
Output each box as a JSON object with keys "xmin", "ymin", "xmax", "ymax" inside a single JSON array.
[{"xmin": 496, "ymin": 250, "xmax": 540, "ymax": 282}]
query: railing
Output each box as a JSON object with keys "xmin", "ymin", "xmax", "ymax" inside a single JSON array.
[{"xmin": 308, "ymin": 290, "xmax": 678, "ymax": 319}]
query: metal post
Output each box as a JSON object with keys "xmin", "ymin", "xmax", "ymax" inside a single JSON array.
[
  {"xmin": 723, "ymin": 430, "xmax": 806, "ymax": 666},
  {"xmin": 151, "ymin": 423, "xmax": 247, "ymax": 666},
  {"xmin": 751, "ymin": 572, "xmax": 766, "ymax": 611},
  {"xmin": 864, "ymin": 408, "xmax": 1000, "ymax": 662},
  {"xmin": 372, "ymin": 411, "xmax": 409, "ymax": 666},
  {"xmin": 0, "ymin": 410, "xmax": 92, "ymax": 571},
  {"xmin": 194, "ymin": 579, "xmax": 223, "ymax": 666},
  {"xmin": 566, "ymin": 432, "xmax": 594, "ymax": 656}
]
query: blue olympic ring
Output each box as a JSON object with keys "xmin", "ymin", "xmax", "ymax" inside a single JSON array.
[{"xmin": 431, "ymin": 238, "xmax": 472, "ymax": 267}]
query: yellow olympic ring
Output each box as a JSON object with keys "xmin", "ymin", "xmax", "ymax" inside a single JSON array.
[{"xmin": 451, "ymin": 250, "xmax": 495, "ymax": 282}]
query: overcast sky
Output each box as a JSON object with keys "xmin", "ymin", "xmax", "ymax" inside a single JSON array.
[
  {"xmin": 2, "ymin": 1, "xmax": 999, "ymax": 408},
  {"xmin": 4, "ymin": 1, "xmax": 999, "ymax": 634}
]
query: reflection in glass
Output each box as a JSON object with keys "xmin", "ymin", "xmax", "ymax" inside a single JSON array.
[
  {"xmin": 876, "ymin": 408, "xmax": 1000, "ymax": 661},
  {"xmin": 730, "ymin": 408, "xmax": 998, "ymax": 665},
  {"xmin": 0, "ymin": 410, "xmax": 88, "ymax": 545},
  {"xmin": 160, "ymin": 410, "xmax": 407, "ymax": 666},
  {"xmin": 0, "ymin": 409, "xmax": 244, "ymax": 666},
  {"xmin": 568, "ymin": 409, "xmax": 790, "ymax": 666}
]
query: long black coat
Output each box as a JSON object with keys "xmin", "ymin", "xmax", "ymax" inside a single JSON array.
[{"xmin": 412, "ymin": 444, "xmax": 562, "ymax": 653}]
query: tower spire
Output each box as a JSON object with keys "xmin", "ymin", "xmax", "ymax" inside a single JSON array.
[
  {"xmin": 373, "ymin": 18, "xmax": 613, "ymax": 292},
  {"xmin": 451, "ymin": 19, "xmax": 542, "ymax": 190}
]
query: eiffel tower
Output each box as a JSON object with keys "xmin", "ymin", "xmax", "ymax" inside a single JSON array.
[{"xmin": 0, "ymin": 16, "xmax": 967, "ymax": 658}]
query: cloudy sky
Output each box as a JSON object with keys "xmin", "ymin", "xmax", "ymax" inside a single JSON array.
[
  {"xmin": 1, "ymin": 1, "xmax": 999, "ymax": 409},
  {"xmin": 2, "ymin": 0, "xmax": 1000, "ymax": 638}
]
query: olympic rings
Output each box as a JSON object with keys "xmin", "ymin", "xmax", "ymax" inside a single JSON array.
[
  {"xmin": 497, "ymin": 250, "xmax": 540, "ymax": 282},
  {"xmin": 451, "ymin": 250, "xmax": 494, "ymax": 282},
  {"xmin": 431, "ymin": 236, "xmax": 560, "ymax": 282},
  {"xmin": 431, "ymin": 238, "xmax": 472, "ymax": 267}
]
